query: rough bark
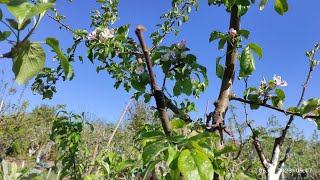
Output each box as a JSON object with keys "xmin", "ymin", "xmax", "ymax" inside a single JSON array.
[
  {"xmin": 212, "ymin": 5, "xmax": 240, "ymax": 180},
  {"xmin": 212, "ymin": 4, "xmax": 240, "ymax": 148}
]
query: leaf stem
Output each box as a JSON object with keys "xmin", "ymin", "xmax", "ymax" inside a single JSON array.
[{"xmin": 0, "ymin": 20, "xmax": 18, "ymax": 38}]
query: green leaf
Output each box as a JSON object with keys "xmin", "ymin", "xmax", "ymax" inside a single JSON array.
[
  {"xmin": 191, "ymin": 141, "xmax": 215, "ymax": 160},
  {"xmin": 259, "ymin": 0, "xmax": 267, "ymax": 10},
  {"xmin": 213, "ymin": 144, "xmax": 238, "ymax": 156},
  {"xmin": 166, "ymin": 135, "xmax": 186, "ymax": 143},
  {"xmin": 6, "ymin": 18, "xmax": 19, "ymax": 30},
  {"xmin": 182, "ymin": 15, "xmax": 189, "ymax": 23},
  {"xmin": 209, "ymin": 31, "xmax": 224, "ymax": 42},
  {"xmin": 247, "ymin": 94, "xmax": 261, "ymax": 110},
  {"xmin": 239, "ymin": 46, "xmax": 255, "ymax": 78},
  {"xmin": 243, "ymin": 87, "xmax": 258, "ymax": 98},
  {"xmin": 271, "ymin": 96, "xmax": 283, "ymax": 109},
  {"xmin": 186, "ymin": 131, "xmax": 212, "ymax": 142},
  {"xmin": 7, "ymin": 1, "xmax": 54, "ymax": 29},
  {"xmin": 0, "ymin": 31, "xmax": 11, "ymax": 41},
  {"xmin": 300, "ymin": 98, "xmax": 320, "ymax": 118},
  {"xmin": 238, "ymin": 29, "xmax": 250, "ymax": 39},
  {"xmin": 274, "ymin": 0, "xmax": 288, "ymax": 15},
  {"xmin": 223, "ymin": 0, "xmax": 236, "ymax": 7},
  {"xmin": 142, "ymin": 160, "xmax": 161, "ymax": 180},
  {"xmin": 216, "ymin": 57, "xmax": 224, "ymax": 79},
  {"xmin": 46, "ymin": 37, "xmax": 73, "ymax": 78},
  {"xmin": 170, "ymin": 119, "xmax": 187, "ymax": 129},
  {"xmin": 178, "ymin": 149, "xmax": 214, "ymax": 180},
  {"xmin": 142, "ymin": 141, "xmax": 168, "ymax": 165},
  {"xmin": 166, "ymin": 146, "xmax": 179, "ymax": 165},
  {"xmin": 115, "ymin": 160, "xmax": 135, "ymax": 172},
  {"xmin": 139, "ymin": 130, "xmax": 166, "ymax": 141},
  {"xmin": 218, "ymin": 38, "xmax": 226, "ymax": 50},
  {"xmin": 144, "ymin": 93, "xmax": 152, "ymax": 103},
  {"xmin": 19, "ymin": 18, "xmax": 30, "ymax": 30},
  {"xmin": 248, "ymin": 43, "xmax": 263, "ymax": 59},
  {"xmin": 237, "ymin": 0, "xmax": 250, "ymax": 17},
  {"xmin": 0, "ymin": 0, "xmax": 10, "ymax": 4},
  {"xmin": 12, "ymin": 41, "xmax": 45, "ymax": 85},
  {"xmin": 275, "ymin": 89, "xmax": 285, "ymax": 100},
  {"xmin": 131, "ymin": 79, "xmax": 145, "ymax": 92}
]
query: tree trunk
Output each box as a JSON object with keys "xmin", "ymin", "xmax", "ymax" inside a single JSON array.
[{"xmin": 212, "ymin": 5, "xmax": 240, "ymax": 179}]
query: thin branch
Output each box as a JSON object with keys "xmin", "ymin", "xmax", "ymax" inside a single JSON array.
[
  {"xmin": 278, "ymin": 140, "xmax": 293, "ymax": 171},
  {"xmin": 230, "ymin": 95, "xmax": 317, "ymax": 119},
  {"xmin": 204, "ymin": 100, "xmax": 209, "ymax": 122},
  {"xmin": 45, "ymin": 12, "xmax": 73, "ymax": 31},
  {"xmin": 107, "ymin": 98, "xmax": 132, "ymax": 147},
  {"xmin": 0, "ymin": 20, "xmax": 18, "ymax": 38},
  {"xmin": 129, "ymin": 37, "xmax": 191, "ymax": 123},
  {"xmin": 242, "ymin": 78, "xmax": 269, "ymax": 169},
  {"xmin": 271, "ymin": 45, "xmax": 319, "ymax": 168},
  {"xmin": 0, "ymin": 52, "xmax": 12, "ymax": 59},
  {"xmin": 31, "ymin": 0, "xmax": 73, "ymax": 32},
  {"xmin": 150, "ymin": 2, "xmax": 188, "ymax": 52},
  {"xmin": 21, "ymin": 14, "xmax": 42, "ymax": 45},
  {"xmin": 164, "ymin": 95, "xmax": 192, "ymax": 122}
]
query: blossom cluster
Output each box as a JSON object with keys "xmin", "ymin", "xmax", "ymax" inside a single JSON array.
[
  {"xmin": 258, "ymin": 74, "xmax": 287, "ymax": 97},
  {"xmin": 87, "ymin": 28, "xmax": 115, "ymax": 43},
  {"xmin": 134, "ymin": 40, "xmax": 188, "ymax": 75},
  {"xmin": 161, "ymin": 40, "xmax": 187, "ymax": 62}
]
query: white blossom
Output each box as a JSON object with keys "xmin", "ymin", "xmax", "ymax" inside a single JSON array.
[
  {"xmin": 87, "ymin": 30, "xmax": 97, "ymax": 41},
  {"xmin": 161, "ymin": 49, "xmax": 175, "ymax": 61},
  {"xmin": 273, "ymin": 74, "xmax": 288, "ymax": 87},
  {"xmin": 99, "ymin": 28, "xmax": 115, "ymax": 43}
]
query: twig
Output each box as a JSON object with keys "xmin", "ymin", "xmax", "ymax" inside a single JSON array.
[
  {"xmin": 271, "ymin": 45, "xmax": 319, "ymax": 172},
  {"xmin": 150, "ymin": 2, "xmax": 188, "ymax": 52},
  {"xmin": 204, "ymin": 100, "xmax": 209, "ymax": 122},
  {"xmin": 242, "ymin": 78, "xmax": 269, "ymax": 169},
  {"xmin": 230, "ymin": 96, "xmax": 317, "ymax": 119},
  {"xmin": 0, "ymin": 52, "xmax": 12, "ymax": 59},
  {"xmin": 45, "ymin": 12, "xmax": 73, "ymax": 31},
  {"xmin": 107, "ymin": 98, "xmax": 133, "ymax": 147}
]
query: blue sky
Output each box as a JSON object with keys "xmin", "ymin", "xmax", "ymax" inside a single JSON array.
[{"xmin": 0, "ymin": 1, "xmax": 319, "ymax": 138}]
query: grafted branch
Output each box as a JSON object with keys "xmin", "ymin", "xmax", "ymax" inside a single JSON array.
[{"xmin": 135, "ymin": 26, "xmax": 171, "ymax": 135}]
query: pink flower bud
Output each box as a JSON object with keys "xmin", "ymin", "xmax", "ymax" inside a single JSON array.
[
  {"xmin": 137, "ymin": 58, "xmax": 143, "ymax": 64},
  {"xmin": 177, "ymin": 39, "xmax": 186, "ymax": 49},
  {"xmin": 180, "ymin": 128, "xmax": 185, "ymax": 135},
  {"xmin": 229, "ymin": 28, "xmax": 237, "ymax": 37}
]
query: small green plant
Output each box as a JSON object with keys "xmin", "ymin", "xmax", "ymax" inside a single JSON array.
[{"xmin": 50, "ymin": 111, "xmax": 92, "ymax": 180}]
